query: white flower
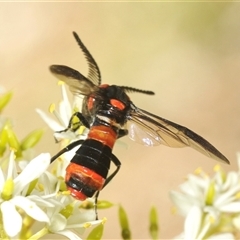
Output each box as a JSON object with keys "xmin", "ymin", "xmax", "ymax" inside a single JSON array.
[
  {"xmin": 45, "ymin": 195, "xmax": 104, "ymax": 239},
  {"xmin": 0, "ymin": 151, "xmax": 51, "ymax": 238},
  {"xmin": 36, "ymin": 83, "xmax": 87, "ymax": 141},
  {"xmin": 34, "ymin": 82, "xmax": 107, "ymax": 239},
  {"xmin": 170, "ymin": 154, "xmax": 240, "ymax": 239}
]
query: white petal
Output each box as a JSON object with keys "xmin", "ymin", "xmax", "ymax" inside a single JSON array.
[
  {"xmin": 233, "ymin": 215, "xmax": 240, "ymax": 230},
  {"xmin": 169, "ymin": 191, "xmax": 196, "ymax": 216},
  {"xmin": 14, "ymin": 153, "xmax": 51, "ymax": 195},
  {"xmin": 27, "ymin": 195, "xmax": 55, "ymax": 208},
  {"xmin": 58, "ymin": 101, "xmax": 71, "ymax": 127},
  {"xmin": 38, "ymin": 171, "xmax": 58, "ymax": 195},
  {"xmin": 54, "ymin": 131, "xmax": 77, "ymax": 141},
  {"xmin": 73, "ymin": 95, "xmax": 83, "ymax": 110},
  {"xmin": 59, "ymin": 85, "xmax": 72, "ymax": 123},
  {"xmin": 196, "ymin": 219, "xmax": 211, "ymax": 240},
  {"xmin": 214, "ymin": 185, "xmax": 240, "ymax": 207},
  {"xmin": 36, "ymin": 108, "xmax": 63, "ymax": 131},
  {"xmin": 11, "ymin": 196, "xmax": 49, "ymax": 223},
  {"xmin": 7, "ymin": 150, "xmax": 15, "ymax": 180},
  {"xmin": 48, "ymin": 213, "xmax": 67, "ymax": 232},
  {"xmin": 222, "ymin": 172, "xmax": 239, "ymax": 191},
  {"xmin": 1, "ymin": 201, "xmax": 22, "ymax": 237},
  {"xmin": 56, "ymin": 230, "xmax": 82, "ymax": 239},
  {"xmin": 208, "ymin": 233, "xmax": 235, "ymax": 240},
  {"xmin": 218, "ymin": 201, "xmax": 240, "ymax": 213},
  {"xmin": 184, "ymin": 206, "xmax": 202, "ymax": 240},
  {"xmin": 174, "ymin": 232, "xmax": 184, "ymax": 239},
  {"xmin": 67, "ymin": 209, "xmax": 96, "ymax": 225}
]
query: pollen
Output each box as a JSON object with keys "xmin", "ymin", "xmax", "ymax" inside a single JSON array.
[
  {"xmin": 194, "ymin": 167, "xmax": 202, "ymax": 175},
  {"xmin": 37, "ymin": 183, "xmax": 44, "ymax": 192},
  {"xmin": 62, "ymin": 190, "xmax": 71, "ymax": 195},
  {"xmin": 101, "ymin": 217, "xmax": 107, "ymax": 224},
  {"xmin": 235, "ymin": 192, "xmax": 240, "ymax": 199},
  {"xmin": 9, "ymin": 147, "xmax": 17, "ymax": 155},
  {"xmin": 208, "ymin": 215, "xmax": 215, "ymax": 224},
  {"xmin": 78, "ymin": 125, "xmax": 86, "ymax": 135},
  {"xmin": 213, "ymin": 164, "xmax": 221, "ymax": 172},
  {"xmin": 49, "ymin": 103, "xmax": 56, "ymax": 113},
  {"xmin": 83, "ymin": 222, "xmax": 92, "ymax": 228},
  {"xmin": 171, "ymin": 206, "xmax": 178, "ymax": 215},
  {"xmin": 57, "ymin": 80, "xmax": 65, "ymax": 86}
]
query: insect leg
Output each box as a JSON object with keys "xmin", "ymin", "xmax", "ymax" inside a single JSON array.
[
  {"xmin": 56, "ymin": 112, "xmax": 90, "ymax": 135},
  {"xmin": 103, "ymin": 153, "xmax": 121, "ymax": 189},
  {"xmin": 118, "ymin": 129, "xmax": 128, "ymax": 139},
  {"xmin": 51, "ymin": 139, "xmax": 84, "ymax": 163},
  {"xmin": 94, "ymin": 191, "xmax": 100, "ymax": 220},
  {"xmin": 93, "ymin": 154, "xmax": 121, "ymax": 220}
]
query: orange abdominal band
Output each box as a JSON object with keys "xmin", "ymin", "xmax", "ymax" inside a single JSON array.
[
  {"xmin": 87, "ymin": 125, "xmax": 117, "ymax": 149},
  {"xmin": 65, "ymin": 163, "xmax": 105, "ymax": 201}
]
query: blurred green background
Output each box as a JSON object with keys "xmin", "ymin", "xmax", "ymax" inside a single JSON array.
[{"xmin": 1, "ymin": 2, "xmax": 240, "ymax": 239}]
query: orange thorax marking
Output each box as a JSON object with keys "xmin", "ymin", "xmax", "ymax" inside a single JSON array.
[{"xmin": 87, "ymin": 125, "xmax": 117, "ymax": 149}]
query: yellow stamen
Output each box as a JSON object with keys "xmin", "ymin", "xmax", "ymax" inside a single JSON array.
[
  {"xmin": 37, "ymin": 183, "xmax": 44, "ymax": 192},
  {"xmin": 171, "ymin": 206, "xmax": 177, "ymax": 215},
  {"xmin": 209, "ymin": 215, "xmax": 215, "ymax": 224},
  {"xmin": 101, "ymin": 217, "xmax": 107, "ymax": 224},
  {"xmin": 213, "ymin": 164, "xmax": 221, "ymax": 172},
  {"xmin": 194, "ymin": 167, "xmax": 202, "ymax": 175},
  {"xmin": 57, "ymin": 80, "xmax": 65, "ymax": 85},
  {"xmin": 62, "ymin": 190, "xmax": 71, "ymax": 195},
  {"xmin": 49, "ymin": 103, "xmax": 56, "ymax": 113},
  {"xmin": 83, "ymin": 222, "xmax": 92, "ymax": 228},
  {"xmin": 235, "ymin": 192, "xmax": 240, "ymax": 199}
]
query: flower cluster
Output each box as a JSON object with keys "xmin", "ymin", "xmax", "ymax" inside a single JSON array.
[
  {"xmin": 170, "ymin": 157, "xmax": 240, "ymax": 239},
  {"xmin": 0, "ymin": 87, "xmax": 105, "ymax": 239}
]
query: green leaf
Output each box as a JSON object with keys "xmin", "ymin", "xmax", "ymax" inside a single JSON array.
[
  {"xmin": 0, "ymin": 91, "xmax": 12, "ymax": 112},
  {"xmin": 86, "ymin": 224, "xmax": 104, "ymax": 240},
  {"xmin": 118, "ymin": 205, "xmax": 131, "ymax": 240},
  {"xmin": 149, "ymin": 206, "xmax": 159, "ymax": 240},
  {"xmin": 21, "ymin": 129, "xmax": 44, "ymax": 150}
]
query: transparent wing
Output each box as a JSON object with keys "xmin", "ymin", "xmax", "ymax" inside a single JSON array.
[
  {"xmin": 127, "ymin": 106, "xmax": 229, "ymax": 164},
  {"xmin": 50, "ymin": 65, "xmax": 98, "ymax": 96}
]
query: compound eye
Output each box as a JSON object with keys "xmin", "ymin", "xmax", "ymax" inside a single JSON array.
[{"xmin": 110, "ymin": 99, "xmax": 125, "ymax": 110}]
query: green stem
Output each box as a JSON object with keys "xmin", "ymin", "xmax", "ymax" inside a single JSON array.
[{"xmin": 28, "ymin": 227, "xmax": 49, "ymax": 240}]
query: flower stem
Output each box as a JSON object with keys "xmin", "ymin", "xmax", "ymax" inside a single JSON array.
[{"xmin": 28, "ymin": 227, "xmax": 49, "ymax": 240}]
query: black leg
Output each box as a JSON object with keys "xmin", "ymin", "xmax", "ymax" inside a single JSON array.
[
  {"xmin": 51, "ymin": 139, "xmax": 84, "ymax": 163},
  {"xmin": 103, "ymin": 153, "xmax": 121, "ymax": 188},
  {"xmin": 118, "ymin": 129, "xmax": 128, "ymax": 139},
  {"xmin": 54, "ymin": 112, "xmax": 90, "ymax": 143},
  {"xmin": 56, "ymin": 112, "xmax": 90, "ymax": 135},
  {"xmin": 94, "ymin": 191, "xmax": 100, "ymax": 220},
  {"xmin": 93, "ymin": 153, "xmax": 121, "ymax": 220}
]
